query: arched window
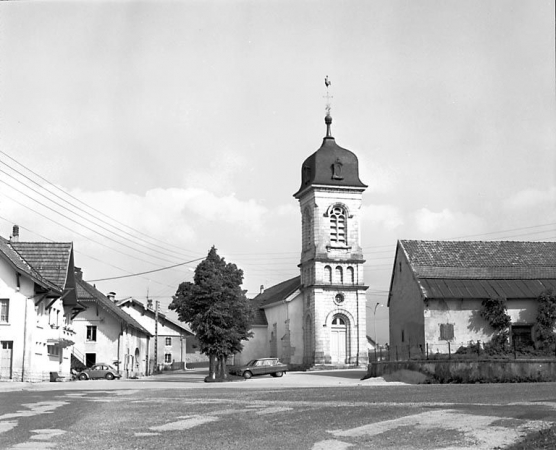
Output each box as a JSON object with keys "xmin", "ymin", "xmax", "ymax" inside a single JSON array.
[
  {"xmin": 335, "ymin": 266, "xmax": 343, "ymax": 284},
  {"xmin": 324, "ymin": 266, "xmax": 332, "ymax": 283},
  {"xmin": 302, "ymin": 208, "xmax": 313, "ymax": 250},
  {"xmin": 347, "ymin": 267, "xmax": 354, "ymax": 284},
  {"xmin": 332, "ymin": 316, "xmax": 346, "ymax": 326},
  {"xmin": 329, "ymin": 205, "xmax": 347, "ymax": 244}
]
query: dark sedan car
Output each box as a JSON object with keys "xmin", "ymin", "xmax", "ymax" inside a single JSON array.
[
  {"xmin": 229, "ymin": 358, "xmax": 288, "ymax": 379},
  {"xmin": 78, "ymin": 363, "xmax": 121, "ymax": 380}
]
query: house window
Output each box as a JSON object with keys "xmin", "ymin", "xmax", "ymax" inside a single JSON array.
[
  {"xmin": 165, "ymin": 337, "xmax": 172, "ymax": 346},
  {"xmin": 512, "ymin": 324, "xmax": 533, "ymax": 347},
  {"xmin": 329, "ymin": 206, "xmax": 347, "ymax": 244},
  {"xmin": 440, "ymin": 323, "xmax": 454, "ymax": 341},
  {"xmin": 47, "ymin": 345, "xmax": 60, "ymax": 356},
  {"xmin": 0, "ymin": 299, "xmax": 9, "ymax": 323},
  {"xmin": 86, "ymin": 325, "xmax": 97, "ymax": 342},
  {"xmin": 164, "ymin": 353, "xmax": 172, "ymax": 363}
]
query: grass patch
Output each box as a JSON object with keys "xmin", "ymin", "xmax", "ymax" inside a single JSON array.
[
  {"xmin": 501, "ymin": 423, "xmax": 556, "ymax": 450},
  {"xmin": 381, "ymin": 369, "xmax": 430, "ymax": 384}
]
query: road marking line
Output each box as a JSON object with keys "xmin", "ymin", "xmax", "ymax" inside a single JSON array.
[
  {"xmin": 0, "ymin": 421, "xmax": 17, "ymax": 434},
  {"xmin": 150, "ymin": 415, "xmax": 219, "ymax": 431},
  {"xmin": 30, "ymin": 429, "xmax": 66, "ymax": 440},
  {"xmin": 328, "ymin": 409, "xmax": 549, "ymax": 449},
  {"xmin": 312, "ymin": 439, "xmax": 354, "ymax": 449}
]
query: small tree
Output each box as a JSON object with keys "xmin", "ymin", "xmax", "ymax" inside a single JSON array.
[
  {"xmin": 169, "ymin": 246, "xmax": 254, "ymax": 381},
  {"xmin": 480, "ymin": 297, "xmax": 511, "ymax": 353},
  {"xmin": 535, "ymin": 289, "xmax": 556, "ymax": 351}
]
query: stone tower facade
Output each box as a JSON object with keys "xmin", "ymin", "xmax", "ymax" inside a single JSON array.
[{"xmin": 294, "ymin": 113, "xmax": 368, "ymax": 367}]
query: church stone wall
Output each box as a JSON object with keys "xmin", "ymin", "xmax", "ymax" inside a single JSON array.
[
  {"xmin": 263, "ymin": 293, "xmax": 304, "ymax": 365},
  {"xmin": 236, "ymin": 326, "xmax": 269, "ymax": 366}
]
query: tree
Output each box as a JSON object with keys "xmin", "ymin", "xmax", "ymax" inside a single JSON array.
[
  {"xmin": 169, "ymin": 246, "xmax": 254, "ymax": 381},
  {"xmin": 480, "ymin": 297, "xmax": 511, "ymax": 353},
  {"xmin": 535, "ymin": 289, "xmax": 556, "ymax": 350}
]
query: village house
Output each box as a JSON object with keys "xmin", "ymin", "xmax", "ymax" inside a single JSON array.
[
  {"xmin": 238, "ymin": 112, "xmax": 368, "ymax": 368},
  {"xmin": 0, "ymin": 226, "xmax": 83, "ymax": 382},
  {"xmin": 117, "ymin": 298, "xmax": 199, "ymax": 371},
  {"xmin": 388, "ymin": 240, "xmax": 556, "ymax": 354},
  {"xmin": 72, "ymin": 268, "xmax": 151, "ymax": 378}
]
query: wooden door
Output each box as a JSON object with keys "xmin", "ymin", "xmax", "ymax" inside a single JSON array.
[
  {"xmin": 330, "ymin": 317, "xmax": 347, "ymax": 364},
  {"xmin": 0, "ymin": 341, "xmax": 13, "ymax": 379}
]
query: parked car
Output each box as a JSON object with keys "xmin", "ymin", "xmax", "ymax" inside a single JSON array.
[
  {"xmin": 229, "ymin": 358, "xmax": 287, "ymax": 379},
  {"xmin": 78, "ymin": 363, "xmax": 121, "ymax": 380}
]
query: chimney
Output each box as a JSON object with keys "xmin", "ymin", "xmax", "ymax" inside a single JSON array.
[
  {"xmin": 74, "ymin": 267, "xmax": 83, "ymax": 281},
  {"xmin": 147, "ymin": 299, "xmax": 153, "ymax": 309},
  {"xmin": 11, "ymin": 225, "xmax": 19, "ymax": 242},
  {"xmin": 107, "ymin": 292, "xmax": 116, "ymax": 302},
  {"xmin": 260, "ymin": 285, "xmax": 265, "ymax": 294}
]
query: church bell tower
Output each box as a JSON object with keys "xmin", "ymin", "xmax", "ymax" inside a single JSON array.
[{"xmin": 293, "ymin": 105, "xmax": 368, "ymax": 367}]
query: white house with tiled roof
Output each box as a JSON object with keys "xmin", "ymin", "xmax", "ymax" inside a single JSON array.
[
  {"xmin": 0, "ymin": 225, "xmax": 84, "ymax": 382},
  {"xmin": 73, "ymin": 268, "xmax": 151, "ymax": 378},
  {"xmin": 388, "ymin": 240, "xmax": 556, "ymax": 353},
  {"xmin": 238, "ymin": 112, "xmax": 369, "ymax": 368},
  {"xmin": 117, "ymin": 298, "xmax": 199, "ymax": 371}
]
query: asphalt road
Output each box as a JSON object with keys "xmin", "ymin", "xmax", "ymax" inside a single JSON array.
[{"xmin": 1, "ymin": 369, "xmax": 555, "ymax": 449}]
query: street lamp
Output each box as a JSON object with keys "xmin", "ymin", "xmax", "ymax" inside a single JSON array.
[{"xmin": 373, "ymin": 302, "xmax": 383, "ymax": 347}]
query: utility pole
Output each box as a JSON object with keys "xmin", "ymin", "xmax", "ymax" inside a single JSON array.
[
  {"xmin": 154, "ymin": 300, "xmax": 159, "ymax": 373},
  {"xmin": 374, "ymin": 302, "xmax": 383, "ymax": 347}
]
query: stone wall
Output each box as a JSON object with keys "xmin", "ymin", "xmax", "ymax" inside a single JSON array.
[{"xmin": 369, "ymin": 359, "xmax": 556, "ymax": 383}]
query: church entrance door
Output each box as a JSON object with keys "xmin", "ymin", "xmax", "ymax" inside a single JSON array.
[{"xmin": 330, "ymin": 315, "xmax": 347, "ymax": 364}]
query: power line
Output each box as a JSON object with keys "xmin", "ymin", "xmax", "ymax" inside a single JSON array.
[
  {"xmin": 87, "ymin": 256, "xmax": 206, "ymax": 282},
  {"xmin": 0, "ymin": 149, "xmax": 202, "ymax": 260},
  {"xmin": 0, "ymin": 164, "xmax": 202, "ymax": 263},
  {"xmin": 0, "ymin": 170, "xmax": 195, "ymax": 265},
  {"xmin": 0, "ymin": 214, "xmax": 178, "ymax": 291}
]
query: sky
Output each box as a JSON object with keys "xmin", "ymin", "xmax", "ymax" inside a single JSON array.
[{"xmin": 0, "ymin": 1, "xmax": 555, "ymax": 343}]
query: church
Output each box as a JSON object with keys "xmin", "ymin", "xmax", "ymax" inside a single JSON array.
[{"xmin": 237, "ymin": 110, "xmax": 369, "ymax": 368}]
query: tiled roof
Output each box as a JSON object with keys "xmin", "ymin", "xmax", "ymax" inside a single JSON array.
[
  {"xmin": 117, "ymin": 298, "xmax": 193, "ymax": 335},
  {"xmin": 401, "ymin": 240, "xmax": 556, "ymax": 279},
  {"xmin": 11, "ymin": 241, "xmax": 73, "ymax": 289},
  {"xmin": 76, "ymin": 277, "xmax": 151, "ymax": 336},
  {"xmin": 255, "ymin": 276, "xmax": 301, "ymax": 308},
  {"xmin": 399, "ymin": 240, "xmax": 556, "ymax": 300},
  {"xmin": 248, "ymin": 277, "xmax": 301, "ymax": 327},
  {"xmin": 419, "ymin": 278, "xmax": 556, "ymax": 300},
  {"xmin": 250, "ymin": 298, "xmax": 268, "ymax": 326},
  {"xmin": 0, "ymin": 237, "xmax": 62, "ymax": 293}
]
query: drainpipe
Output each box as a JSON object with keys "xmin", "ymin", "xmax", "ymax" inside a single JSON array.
[
  {"xmin": 356, "ymin": 290, "xmax": 359, "ymax": 367},
  {"xmin": 22, "ymin": 297, "xmax": 29, "ymax": 381},
  {"xmin": 117, "ymin": 331, "xmax": 121, "ymax": 376}
]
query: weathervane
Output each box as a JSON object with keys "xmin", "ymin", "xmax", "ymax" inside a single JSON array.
[
  {"xmin": 324, "ymin": 75, "xmax": 332, "ymax": 116},
  {"xmin": 324, "ymin": 76, "xmax": 333, "ymax": 137}
]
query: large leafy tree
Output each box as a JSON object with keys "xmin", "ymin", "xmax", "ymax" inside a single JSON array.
[{"xmin": 169, "ymin": 246, "xmax": 254, "ymax": 381}]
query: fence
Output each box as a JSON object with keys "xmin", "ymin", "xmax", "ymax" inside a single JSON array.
[{"xmin": 369, "ymin": 340, "xmax": 556, "ymax": 363}]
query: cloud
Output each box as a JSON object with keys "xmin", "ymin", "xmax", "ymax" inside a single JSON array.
[
  {"xmin": 412, "ymin": 208, "xmax": 485, "ymax": 238},
  {"xmin": 0, "ymin": 183, "xmax": 268, "ymax": 247},
  {"xmin": 274, "ymin": 203, "xmax": 298, "ymax": 216},
  {"xmin": 361, "ymin": 204, "xmax": 403, "ymax": 230},
  {"xmin": 358, "ymin": 153, "xmax": 396, "ymax": 194},
  {"xmin": 181, "ymin": 148, "xmax": 250, "ymax": 194},
  {"xmin": 503, "ymin": 186, "xmax": 556, "ymax": 211}
]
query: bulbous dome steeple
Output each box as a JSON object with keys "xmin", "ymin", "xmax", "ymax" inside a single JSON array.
[{"xmin": 293, "ymin": 114, "xmax": 367, "ymax": 198}]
